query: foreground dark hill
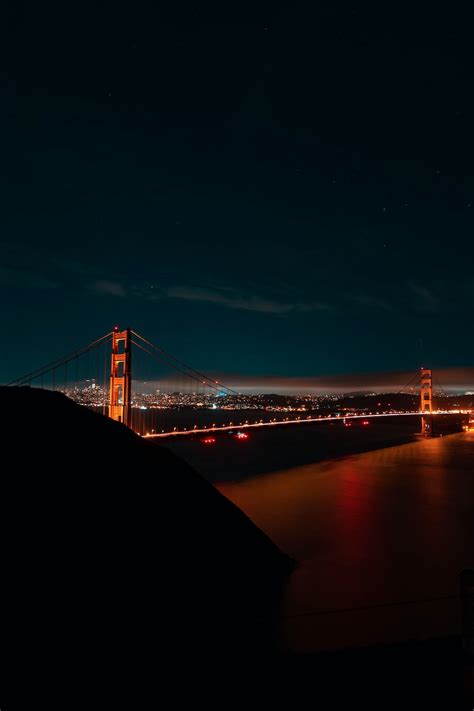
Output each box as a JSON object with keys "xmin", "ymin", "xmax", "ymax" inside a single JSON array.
[{"xmin": 0, "ymin": 387, "xmax": 293, "ymax": 705}]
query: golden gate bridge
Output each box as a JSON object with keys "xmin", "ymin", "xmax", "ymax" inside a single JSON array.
[{"xmin": 6, "ymin": 326, "xmax": 472, "ymax": 436}]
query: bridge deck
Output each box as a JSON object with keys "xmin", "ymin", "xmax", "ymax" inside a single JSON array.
[
  {"xmin": 217, "ymin": 431, "xmax": 474, "ymax": 652},
  {"xmin": 142, "ymin": 410, "xmax": 470, "ymax": 438}
]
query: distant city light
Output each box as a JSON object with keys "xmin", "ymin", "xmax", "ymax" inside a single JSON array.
[{"xmin": 59, "ymin": 383, "xmax": 471, "ymax": 438}]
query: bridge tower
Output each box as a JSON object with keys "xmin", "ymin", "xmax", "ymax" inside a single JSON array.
[
  {"xmin": 420, "ymin": 367, "xmax": 433, "ymax": 435},
  {"xmin": 109, "ymin": 326, "xmax": 132, "ymax": 427}
]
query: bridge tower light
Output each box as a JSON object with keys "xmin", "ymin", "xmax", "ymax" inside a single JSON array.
[
  {"xmin": 420, "ymin": 367, "xmax": 433, "ymax": 435},
  {"xmin": 109, "ymin": 327, "xmax": 132, "ymax": 427}
]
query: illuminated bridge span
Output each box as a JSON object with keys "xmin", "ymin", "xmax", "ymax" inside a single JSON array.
[
  {"xmin": 7, "ymin": 326, "xmax": 472, "ymax": 437},
  {"xmin": 142, "ymin": 411, "xmax": 470, "ymax": 439}
]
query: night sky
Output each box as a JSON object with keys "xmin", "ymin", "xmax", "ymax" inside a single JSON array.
[{"xmin": 2, "ymin": 3, "xmax": 474, "ymax": 386}]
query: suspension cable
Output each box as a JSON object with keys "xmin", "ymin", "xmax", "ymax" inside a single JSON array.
[
  {"xmin": 7, "ymin": 332, "xmax": 113, "ymax": 386},
  {"xmin": 131, "ymin": 339, "xmax": 233, "ymax": 396},
  {"xmin": 132, "ymin": 330, "xmax": 240, "ymax": 395},
  {"xmin": 397, "ymin": 372, "xmax": 422, "ymax": 395},
  {"xmin": 432, "ymin": 377, "xmax": 449, "ymax": 398}
]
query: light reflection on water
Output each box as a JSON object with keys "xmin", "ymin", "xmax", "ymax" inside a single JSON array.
[
  {"xmin": 216, "ymin": 432, "xmax": 474, "ymax": 651},
  {"xmin": 165, "ymin": 416, "xmax": 421, "ymax": 482}
]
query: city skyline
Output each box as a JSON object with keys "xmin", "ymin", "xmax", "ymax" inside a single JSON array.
[{"xmin": 24, "ymin": 363, "xmax": 474, "ymax": 397}]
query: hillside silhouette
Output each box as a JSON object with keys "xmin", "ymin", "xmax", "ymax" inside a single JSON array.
[{"xmin": 1, "ymin": 387, "xmax": 294, "ymax": 705}]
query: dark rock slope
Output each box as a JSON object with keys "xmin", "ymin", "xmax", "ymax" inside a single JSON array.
[{"xmin": 0, "ymin": 387, "xmax": 294, "ymax": 703}]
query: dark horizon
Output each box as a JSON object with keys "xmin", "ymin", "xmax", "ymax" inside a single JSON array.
[
  {"xmin": 211, "ymin": 365, "xmax": 474, "ymax": 395},
  {"xmin": 2, "ymin": 3, "xmax": 474, "ymax": 385}
]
